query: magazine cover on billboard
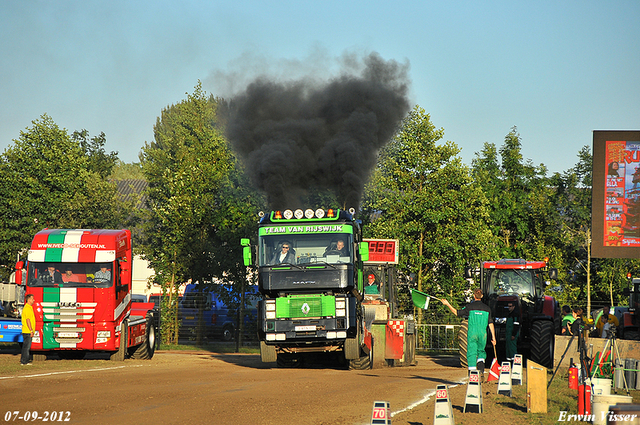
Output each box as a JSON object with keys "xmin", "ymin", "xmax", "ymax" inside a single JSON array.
[{"xmin": 593, "ymin": 131, "xmax": 640, "ymax": 258}]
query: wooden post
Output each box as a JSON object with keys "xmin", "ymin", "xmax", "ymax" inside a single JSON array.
[{"xmin": 527, "ymin": 360, "xmax": 547, "ymax": 413}]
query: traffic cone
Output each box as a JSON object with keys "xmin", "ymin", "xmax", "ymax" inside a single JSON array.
[
  {"xmin": 512, "ymin": 354, "xmax": 523, "ymax": 385},
  {"xmin": 464, "ymin": 370, "xmax": 483, "ymax": 413},
  {"xmin": 370, "ymin": 401, "xmax": 391, "ymax": 425},
  {"xmin": 433, "ymin": 385, "xmax": 454, "ymax": 425},
  {"xmin": 498, "ymin": 361, "xmax": 512, "ymax": 396},
  {"xmin": 487, "ymin": 358, "xmax": 500, "ymax": 382}
]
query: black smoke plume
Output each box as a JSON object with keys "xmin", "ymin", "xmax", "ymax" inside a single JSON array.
[{"xmin": 225, "ymin": 52, "xmax": 411, "ymax": 210}]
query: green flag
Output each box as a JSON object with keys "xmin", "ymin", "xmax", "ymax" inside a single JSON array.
[{"xmin": 410, "ymin": 288, "xmax": 431, "ymax": 310}]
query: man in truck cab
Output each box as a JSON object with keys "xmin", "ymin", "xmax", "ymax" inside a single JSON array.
[
  {"xmin": 41, "ymin": 266, "xmax": 63, "ymax": 285},
  {"xmin": 271, "ymin": 241, "xmax": 296, "ymax": 265}
]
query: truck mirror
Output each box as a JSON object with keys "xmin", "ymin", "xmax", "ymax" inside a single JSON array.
[
  {"xmin": 243, "ymin": 246, "xmax": 253, "ymax": 267},
  {"xmin": 623, "ymin": 288, "xmax": 630, "ymax": 296},
  {"xmin": 14, "ymin": 261, "xmax": 25, "ymax": 286},
  {"xmin": 359, "ymin": 241, "xmax": 369, "ymax": 262},
  {"xmin": 548, "ymin": 268, "xmax": 558, "ymax": 280},
  {"xmin": 118, "ymin": 258, "xmax": 130, "ymax": 272}
]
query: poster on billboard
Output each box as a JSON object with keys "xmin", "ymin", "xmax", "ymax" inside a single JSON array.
[{"xmin": 592, "ymin": 130, "xmax": 640, "ymax": 258}]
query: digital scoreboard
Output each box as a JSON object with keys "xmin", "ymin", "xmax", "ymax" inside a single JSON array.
[{"xmin": 364, "ymin": 239, "xmax": 399, "ymax": 264}]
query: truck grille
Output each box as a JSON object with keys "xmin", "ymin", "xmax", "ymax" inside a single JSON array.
[{"xmin": 277, "ymin": 296, "xmax": 334, "ymax": 318}]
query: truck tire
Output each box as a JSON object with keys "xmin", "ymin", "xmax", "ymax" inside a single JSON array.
[
  {"xmin": 458, "ymin": 320, "xmax": 468, "ymax": 369},
  {"xmin": 110, "ymin": 320, "xmax": 128, "ymax": 361},
  {"xmin": 260, "ymin": 341, "xmax": 277, "ymax": 363},
  {"xmin": 131, "ymin": 313, "xmax": 156, "ymax": 360},
  {"xmin": 344, "ymin": 327, "xmax": 361, "ymax": 360},
  {"xmin": 530, "ymin": 320, "xmax": 554, "ymax": 369},
  {"xmin": 32, "ymin": 353, "xmax": 47, "ymax": 361},
  {"xmin": 222, "ymin": 324, "xmax": 234, "ymax": 341}
]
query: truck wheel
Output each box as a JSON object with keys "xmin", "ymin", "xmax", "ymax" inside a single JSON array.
[
  {"xmin": 344, "ymin": 336, "xmax": 359, "ymax": 360},
  {"xmin": 260, "ymin": 341, "xmax": 277, "ymax": 363},
  {"xmin": 110, "ymin": 320, "xmax": 128, "ymax": 361},
  {"xmin": 530, "ymin": 320, "xmax": 554, "ymax": 368},
  {"xmin": 458, "ymin": 320, "xmax": 468, "ymax": 369},
  {"xmin": 32, "ymin": 353, "xmax": 47, "ymax": 361},
  {"xmin": 131, "ymin": 313, "xmax": 156, "ymax": 360},
  {"xmin": 222, "ymin": 325, "xmax": 234, "ymax": 341}
]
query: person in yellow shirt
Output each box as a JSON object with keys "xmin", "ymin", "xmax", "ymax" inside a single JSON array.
[
  {"xmin": 595, "ymin": 307, "xmax": 619, "ymax": 338},
  {"xmin": 21, "ymin": 294, "xmax": 36, "ymax": 365}
]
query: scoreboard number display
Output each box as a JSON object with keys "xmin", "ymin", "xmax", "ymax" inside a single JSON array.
[{"xmin": 364, "ymin": 239, "xmax": 399, "ymax": 264}]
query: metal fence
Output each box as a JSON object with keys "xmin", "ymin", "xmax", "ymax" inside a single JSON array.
[{"xmin": 415, "ymin": 324, "xmax": 461, "ymax": 352}]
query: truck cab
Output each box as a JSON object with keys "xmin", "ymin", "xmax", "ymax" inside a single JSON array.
[
  {"xmin": 252, "ymin": 208, "xmax": 367, "ymax": 366},
  {"xmin": 15, "ymin": 229, "xmax": 157, "ymax": 360}
]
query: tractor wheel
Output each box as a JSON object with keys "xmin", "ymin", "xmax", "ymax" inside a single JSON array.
[
  {"xmin": 458, "ymin": 320, "xmax": 468, "ymax": 369},
  {"xmin": 131, "ymin": 313, "xmax": 157, "ymax": 360},
  {"xmin": 530, "ymin": 320, "xmax": 554, "ymax": 369},
  {"xmin": 349, "ymin": 345, "xmax": 372, "ymax": 370},
  {"xmin": 110, "ymin": 320, "xmax": 128, "ymax": 361}
]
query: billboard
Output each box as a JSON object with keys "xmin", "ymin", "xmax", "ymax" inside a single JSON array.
[{"xmin": 592, "ymin": 130, "xmax": 640, "ymax": 258}]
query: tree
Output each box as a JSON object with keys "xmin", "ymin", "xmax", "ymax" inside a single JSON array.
[
  {"xmin": 140, "ymin": 82, "xmax": 264, "ymax": 345},
  {"xmin": 362, "ymin": 106, "xmax": 496, "ymax": 321},
  {"xmin": 109, "ymin": 160, "xmax": 145, "ymax": 180},
  {"xmin": 471, "ymin": 127, "xmax": 555, "ymax": 259},
  {"xmin": 0, "ymin": 115, "xmax": 123, "ymax": 278}
]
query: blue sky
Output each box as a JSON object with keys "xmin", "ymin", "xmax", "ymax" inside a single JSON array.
[{"xmin": 1, "ymin": 0, "xmax": 638, "ymax": 174}]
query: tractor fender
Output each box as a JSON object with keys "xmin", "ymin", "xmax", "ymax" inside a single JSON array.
[{"xmin": 541, "ymin": 295, "xmax": 557, "ymax": 319}]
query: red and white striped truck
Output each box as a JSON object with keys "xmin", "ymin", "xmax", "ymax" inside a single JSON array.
[{"xmin": 13, "ymin": 229, "xmax": 157, "ymax": 360}]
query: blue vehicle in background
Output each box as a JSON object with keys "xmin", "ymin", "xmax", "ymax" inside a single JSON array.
[{"xmin": 179, "ymin": 284, "xmax": 259, "ymax": 341}]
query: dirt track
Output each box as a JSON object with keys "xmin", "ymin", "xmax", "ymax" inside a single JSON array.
[{"xmin": 0, "ymin": 351, "xmax": 470, "ymax": 425}]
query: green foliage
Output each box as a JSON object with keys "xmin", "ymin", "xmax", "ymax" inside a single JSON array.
[
  {"xmin": 0, "ymin": 115, "xmax": 124, "ymax": 278},
  {"xmin": 110, "ymin": 160, "xmax": 145, "ymax": 180},
  {"xmin": 140, "ymin": 82, "xmax": 265, "ymax": 345},
  {"xmin": 362, "ymin": 106, "xmax": 496, "ymax": 312}
]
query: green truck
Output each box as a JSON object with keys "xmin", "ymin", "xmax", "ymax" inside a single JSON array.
[{"xmin": 242, "ymin": 208, "xmax": 369, "ymax": 367}]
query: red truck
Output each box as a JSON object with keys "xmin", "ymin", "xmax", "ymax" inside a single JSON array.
[{"xmin": 14, "ymin": 229, "xmax": 157, "ymax": 360}]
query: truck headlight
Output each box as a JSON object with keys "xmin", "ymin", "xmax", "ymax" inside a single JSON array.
[{"xmin": 266, "ymin": 300, "xmax": 276, "ymax": 319}]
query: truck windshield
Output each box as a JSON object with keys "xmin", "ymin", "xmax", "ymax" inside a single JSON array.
[
  {"xmin": 258, "ymin": 233, "xmax": 353, "ymax": 267},
  {"xmin": 27, "ymin": 262, "xmax": 113, "ymax": 288},
  {"xmin": 487, "ymin": 269, "xmax": 533, "ymax": 295}
]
